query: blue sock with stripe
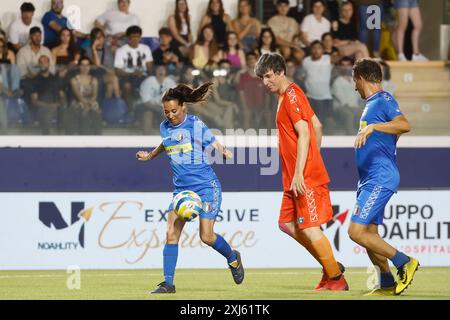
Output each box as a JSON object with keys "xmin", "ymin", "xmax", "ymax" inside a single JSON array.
[
  {"xmin": 212, "ymin": 234, "xmax": 237, "ymax": 264},
  {"xmin": 163, "ymin": 244, "xmax": 178, "ymax": 286},
  {"xmin": 380, "ymin": 272, "xmax": 395, "ymax": 288},
  {"xmin": 389, "ymin": 250, "xmax": 410, "ymax": 269}
]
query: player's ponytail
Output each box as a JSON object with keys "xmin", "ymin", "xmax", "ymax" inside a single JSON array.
[{"xmin": 162, "ymin": 82, "xmax": 214, "ymax": 105}]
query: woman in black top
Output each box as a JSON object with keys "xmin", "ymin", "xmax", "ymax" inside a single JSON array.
[{"xmin": 199, "ymin": 0, "xmax": 233, "ymax": 49}]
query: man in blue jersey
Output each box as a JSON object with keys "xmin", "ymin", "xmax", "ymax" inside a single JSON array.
[{"xmin": 347, "ymin": 58, "xmax": 418, "ymax": 296}]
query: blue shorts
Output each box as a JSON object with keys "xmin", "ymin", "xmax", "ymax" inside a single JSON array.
[
  {"xmin": 351, "ymin": 185, "xmax": 394, "ymax": 225},
  {"xmin": 168, "ymin": 180, "xmax": 222, "ymax": 220},
  {"xmin": 394, "ymin": 0, "xmax": 418, "ymax": 9}
]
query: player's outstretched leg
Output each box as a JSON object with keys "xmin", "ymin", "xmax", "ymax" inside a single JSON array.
[
  {"xmin": 200, "ymin": 218, "xmax": 244, "ymax": 284},
  {"xmin": 151, "ymin": 211, "xmax": 185, "ymax": 294}
]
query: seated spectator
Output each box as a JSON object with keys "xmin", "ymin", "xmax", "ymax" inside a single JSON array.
[
  {"xmin": 31, "ymin": 55, "xmax": 66, "ymax": 135},
  {"xmin": 325, "ymin": 0, "xmax": 340, "ymax": 24},
  {"xmin": 68, "ymin": 57, "xmax": 102, "ymax": 135},
  {"xmin": 8, "ymin": 2, "xmax": 44, "ymax": 52},
  {"xmin": 191, "ymin": 24, "xmax": 220, "ymax": 70},
  {"xmin": 353, "ymin": 0, "xmax": 383, "ymax": 57},
  {"xmin": 232, "ymin": 0, "xmax": 262, "ymax": 53},
  {"xmin": 0, "ymin": 80, "xmax": 6, "ymax": 134},
  {"xmin": 153, "ymin": 27, "xmax": 184, "ymax": 73},
  {"xmin": 42, "ymin": 0, "xmax": 87, "ymax": 49},
  {"xmin": 238, "ymin": 52, "xmax": 269, "ymax": 129},
  {"xmin": 180, "ymin": 65, "xmax": 204, "ymax": 88},
  {"xmin": 114, "ymin": 25, "xmax": 153, "ymax": 112},
  {"xmin": 331, "ymin": 1, "xmax": 369, "ymax": 60},
  {"xmin": 256, "ymin": 27, "xmax": 279, "ymax": 56},
  {"xmin": 0, "ymin": 31, "xmax": 21, "ymax": 97},
  {"xmin": 302, "ymin": 40, "xmax": 335, "ymax": 134},
  {"xmin": 321, "ymin": 32, "xmax": 340, "ymax": 61},
  {"xmin": 301, "ymin": 0, "xmax": 331, "ymax": 46},
  {"xmin": 0, "ymin": 31, "xmax": 16, "ymax": 64},
  {"xmin": 331, "ymin": 56, "xmax": 362, "ymax": 134},
  {"xmin": 168, "ymin": 0, "xmax": 193, "ymax": 57},
  {"xmin": 267, "ymin": 0, "xmax": 303, "ymax": 60},
  {"xmin": 94, "ymin": 0, "xmax": 140, "ymax": 48},
  {"xmin": 138, "ymin": 65, "xmax": 176, "ymax": 134},
  {"xmin": 218, "ymin": 32, "xmax": 246, "ymax": 70},
  {"xmin": 51, "ymin": 28, "xmax": 81, "ymax": 66},
  {"xmin": 199, "ymin": 0, "xmax": 233, "ymax": 49}
]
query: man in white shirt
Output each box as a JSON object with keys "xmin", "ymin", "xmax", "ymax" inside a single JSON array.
[
  {"xmin": 114, "ymin": 25, "xmax": 153, "ymax": 112},
  {"xmin": 8, "ymin": 2, "xmax": 44, "ymax": 52},
  {"xmin": 138, "ymin": 65, "xmax": 176, "ymax": 134},
  {"xmin": 302, "ymin": 40, "xmax": 335, "ymax": 134},
  {"xmin": 95, "ymin": 0, "xmax": 140, "ymax": 46}
]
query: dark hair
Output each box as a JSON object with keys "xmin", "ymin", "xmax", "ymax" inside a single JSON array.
[
  {"xmin": 254, "ymin": 52, "xmax": 286, "ymax": 78},
  {"xmin": 162, "ymin": 82, "xmax": 214, "ymax": 105},
  {"xmin": 29, "ymin": 26, "xmax": 42, "ymax": 35},
  {"xmin": 20, "ymin": 2, "xmax": 35, "ymax": 12},
  {"xmin": 258, "ymin": 27, "xmax": 278, "ymax": 53},
  {"xmin": 159, "ymin": 27, "xmax": 172, "ymax": 37},
  {"xmin": 238, "ymin": 0, "xmax": 253, "ymax": 18},
  {"xmin": 321, "ymin": 32, "xmax": 333, "ymax": 41},
  {"xmin": 90, "ymin": 27, "xmax": 105, "ymax": 42},
  {"xmin": 79, "ymin": 56, "xmax": 91, "ymax": 65},
  {"xmin": 174, "ymin": 0, "xmax": 191, "ymax": 36},
  {"xmin": 207, "ymin": 0, "xmax": 225, "ymax": 18},
  {"xmin": 57, "ymin": 28, "xmax": 80, "ymax": 61},
  {"xmin": 311, "ymin": 0, "xmax": 326, "ymax": 9},
  {"xmin": 310, "ymin": 40, "xmax": 323, "ymax": 48},
  {"xmin": 126, "ymin": 25, "xmax": 142, "ymax": 37},
  {"xmin": 276, "ymin": 0, "xmax": 290, "ymax": 5},
  {"xmin": 246, "ymin": 52, "xmax": 258, "ymax": 59},
  {"xmin": 353, "ymin": 58, "xmax": 382, "ymax": 83},
  {"xmin": 378, "ymin": 59, "xmax": 391, "ymax": 81},
  {"xmin": 338, "ymin": 56, "xmax": 354, "ymax": 65},
  {"xmin": 223, "ymin": 31, "xmax": 240, "ymax": 52}
]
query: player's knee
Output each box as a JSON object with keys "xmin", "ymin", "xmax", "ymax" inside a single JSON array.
[
  {"xmin": 166, "ymin": 229, "xmax": 179, "ymax": 244},
  {"xmin": 278, "ymin": 222, "xmax": 292, "ymax": 236},
  {"xmin": 347, "ymin": 227, "xmax": 364, "ymax": 244},
  {"xmin": 200, "ymin": 232, "xmax": 215, "ymax": 246}
]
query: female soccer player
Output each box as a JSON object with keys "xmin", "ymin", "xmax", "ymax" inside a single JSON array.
[{"xmin": 136, "ymin": 82, "xmax": 244, "ymax": 294}]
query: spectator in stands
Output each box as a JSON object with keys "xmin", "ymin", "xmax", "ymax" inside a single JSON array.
[
  {"xmin": 321, "ymin": 32, "xmax": 340, "ymax": 61},
  {"xmin": 31, "ymin": 55, "xmax": 66, "ymax": 135},
  {"xmin": 94, "ymin": 0, "xmax": 140, "ymax": 48},
  {"xmin": 0, "ymin": 31, "xmax": 21, "ymax": 98},
  {"xmin": 232, "ymin": 0, "xmax": 262, "ymax": 54},
  {"xmin": 238, "ymin": 52, "xmax": 269, "ymax": 129},
  {"xmin": 180, "ymin": 65, "xmax": 204, "ymax": 88},
  {"xmin": 394, "ymin": 0, "xmax": 428, "ymax": 61},
  {"xmin": 69, "ymin": 57, "xmax": 102, "ymax": 135},
  {"xmin": 302, "ymin": 40, "xmax": 335, "ymax": 134},
  {"xmin": 114, "ymin": 25, "xmax": 153, "ymax": 111},
  {"xmin": 42, "ymin": 0, "xmax": 87, "ymax": 49},
  {"xmin": 199, "ymin": 0, "xmax": 233, "ymax": 49},
  {"xmin": 353, "ymin": 0, "xmax": 383, "ymax": 57},
  {"xmin": 168, "ymin": 0, "xmax": 193, "ymax": 57},
  {"xmin": 191, "ymin": 24, "xmax": 220, "ymax": 70},
  {"xmin": 325, "ymin": 0, "xmax": 340, "ymax": 24},
  {"xmin": 301, "ymin": 0, "xmax": 331, "ymax": 46},
  {"xmin": 331, "ymin": 1, "xmax": 370, "ymax": 60},
  {"xmin": 267, "ymin": 0, "xmax": 303, "ymax": 60},
  {"xmin": 8, "ymin": 2, "xmax": 44, "ymax": 52},
  {"xmin": 256, "ymin": 27, "xmax": 279, "ymax": 56},
  {"xmin": 0, "ymin": 31, "xmax": 16, "ymax": 64},
  {"xmin": 331, "ymin": 56, "xmax": 362, "ymax": 134},
  {"xmin": 138, "ymin": 65, "xmax": 176, "ymax": 134},
  {"xmin": 51, "ymin": 28, "xmax": 81, "ymax": 66},
  {"xmin": 153, "ymin": 27, "xmax": 184, "ymax": 73},
  {"xmin": 0, "ymin": 81, "xmax": 6, "ymax": 134},
  {"xmin": 218, "ymin": 32, "xmax": 246, "ymax": 70}
]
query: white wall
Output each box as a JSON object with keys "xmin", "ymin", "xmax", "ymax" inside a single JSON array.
[{"xmin": 0, "ymin": 0, "xmax": 238, "ymax": 38}]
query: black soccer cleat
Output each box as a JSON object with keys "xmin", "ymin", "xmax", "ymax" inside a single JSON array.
[
  {"xmin": 150, "ymin": 281, "xmax": 176, "ymax": 294},
  {"xmin": 229, "ymin": 250, "xmax": 245, "ymax": 285}
]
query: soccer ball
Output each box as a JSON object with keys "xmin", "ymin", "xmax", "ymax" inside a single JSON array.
[{"xmin": 172, "ymin": 190, "xmax": 203, "ymax": 221}]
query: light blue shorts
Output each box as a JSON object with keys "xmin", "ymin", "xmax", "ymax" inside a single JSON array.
[
  {"xmin": 394, "ymin": 0, "xmax": 418, "ymax": 9},
  {"xmin": 351, "ymin": 185, "xmax": 394, "ymax": 225},
  {"xmin": 168, "ymin": 180, "xmax": 222, "ymax": 220}
]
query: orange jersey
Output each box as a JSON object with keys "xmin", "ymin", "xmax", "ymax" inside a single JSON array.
[{"xmin": 276, "ymin": 83, "xmax": 330, "ymax": 191}]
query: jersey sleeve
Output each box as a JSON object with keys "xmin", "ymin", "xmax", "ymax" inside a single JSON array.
[
  {"xmin": 383, "ymin": 98, "xmax": 403, "ymax": 122},
  {"xmin": 198, "ymin": 118, "xmax": 216, "ymax": 148},
  {"xmin": 286, "ymin": 88, "xmax": 315, "ymax": 125}
]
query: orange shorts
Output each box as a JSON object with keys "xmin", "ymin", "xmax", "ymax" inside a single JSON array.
[{"xmin": 279, "ymin": 184, "xmax": 333, "ymax": 229}]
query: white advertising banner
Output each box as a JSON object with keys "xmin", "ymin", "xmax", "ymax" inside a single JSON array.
[{"xmin": 0, "ymin": 191, "xmax": 449, "ymax": 270}]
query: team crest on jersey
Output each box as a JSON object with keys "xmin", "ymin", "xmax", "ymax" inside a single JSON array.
[
  {"xmin": 173, "ymin": 132, "xmax": 184, "ymax": 142},
  {"xmin": 383, "ymin": 93, "xmax": 392, "ymax": 101}
]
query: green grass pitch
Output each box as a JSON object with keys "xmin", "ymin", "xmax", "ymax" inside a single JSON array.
[{"xmin": 1, "ymin": 268, "xmax": 449, "ymax": 300}]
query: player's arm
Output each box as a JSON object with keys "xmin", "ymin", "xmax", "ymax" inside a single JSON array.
[
  {"xmin": 212, "ymin": 140, "xmax": 233, "ymax": 159},
  {"xmin": 291, "ymin": 120, "xmax": 310, "ymax": 197},
  {"xmin": 311, "ymin": 114, "xmax": 323, "ymax": 149},
  {"xmin": 136, "ymin": 143, "xmax": 165, "ymax": 161},
  {"xmin": 355, "ymin": 115, "xmax": 411, "ymax": 148}
]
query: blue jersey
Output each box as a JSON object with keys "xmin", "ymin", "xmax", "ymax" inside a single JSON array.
[
  {"xmin": 356, "ymin": 91, "xmax": 403, "ymax": 192},
  {"xmin": 160, "ymin": 114, "xmax": 218, "ymax": 190}
]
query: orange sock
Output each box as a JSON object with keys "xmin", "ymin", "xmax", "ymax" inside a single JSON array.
[
  {"xmin": 310, "ymin": 236, "xmax": 341, "ymax": 279},
  {"xmin": 295, "ymin": 232, "xmax": 321, "ymax": 264}
]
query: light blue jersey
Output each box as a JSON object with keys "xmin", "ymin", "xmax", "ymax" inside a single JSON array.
[{"xmin": 356, "ymin": 90, "xmax": 403, "ymax": 193}]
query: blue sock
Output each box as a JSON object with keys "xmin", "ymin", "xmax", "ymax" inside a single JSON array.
[
  {"xmin": 380, "ymin": 272, "xmax": 395, "ymax": 288},
  {"xmin": 389, "ymin": 250, "xmax": 410, "ymax": 269},
  {"xmin": 212, "ymin": 234, "xmax": 237, "ymax": 264},
  {"xmin": 163, "ymin": 244, "xmax": 178, "ymax": 286}
]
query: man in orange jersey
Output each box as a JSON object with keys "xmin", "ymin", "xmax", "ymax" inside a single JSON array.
[{"xmin": 255, "ymin": 52, "xmax": 348, "ymax": 291}]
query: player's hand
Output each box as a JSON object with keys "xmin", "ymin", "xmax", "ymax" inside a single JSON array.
[
  {"xmin": 290, "ymin": 172, "xmax": 306, "ymax": 197},
  {"xmin": 222, "ymin": 148, "xmax": 233, "ymax": 160},
  {"xmin": 355, "ymin": 124, "xmax": 375, "ymax": 148},
  {"xmin": 136, "ymin": 151, "xmax": 152, "ymax": 161}
]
